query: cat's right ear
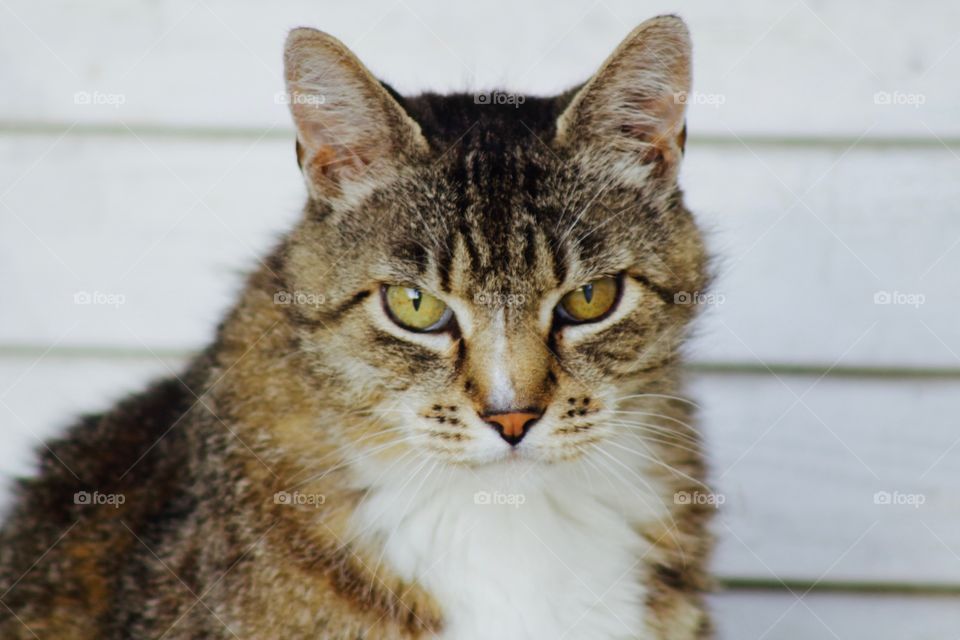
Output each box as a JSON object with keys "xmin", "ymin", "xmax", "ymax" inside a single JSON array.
[
  {"xmin": 284, "ymin": 28, "xmax": 429, "ymax": 204},
  {"xmin": 554, "ymin": 16, "xmax": 692, "ymax": 183}
]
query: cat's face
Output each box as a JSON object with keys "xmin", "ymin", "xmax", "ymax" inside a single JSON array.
[{"xmin": 278, "ymin": 16, "xmax": 706, "ymax": 467}]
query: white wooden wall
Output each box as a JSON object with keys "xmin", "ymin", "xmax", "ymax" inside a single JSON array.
[{"xmin": 2, "ymin": 1, "xmax": 959, "ymax": 637}]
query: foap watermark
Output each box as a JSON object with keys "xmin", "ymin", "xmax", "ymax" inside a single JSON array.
[
  {"xmin": 674, "ymin": 291, "xmax": 725, "ymax": 306},
  {"xmin": 274, "ymin": 290, "xmax": 326, "ymax": 307},
  {"xmin": 674, "ymin": 491, "xmax": 725, "ymax": 508},
  {"xmin": 874, "ymin": 490, "xmax": 925, "ymax": 509},
  {"xmin": 474, "ymin": 291, "xmax": 526, "ymax": 308},
  {"xmin": 873, "ymin": 290, "xmax": 925, "ymax": 308},
  {"xmin": 474, "ymin": 490, "xmax": 526, "ymax": 508},
  {"xmin": 674, "ymin": 90, "xmax": 726, "ymax": 108},
  {"xmin": 74, "ymin": 490, "xmax": 126, "ymax": 509},
  {"xmin": 274, "ymin": 90, "xmax": 326, "ymax": 107},
  {"xmin": 74, "ymin": 90, "xmax": 126, "ymax": 108},
  {"xmin": 273, "ymin": 490, "xmax": 326, "ymax": 508},
  {"xmin": 73, "ymin": 290, "xmax": 126, "ymax": 308},
  {"xmin": 873, "ymin": 90, "xmax": 926, "ymax": 108},
  {"xmin": 474, "ymin": 91, "xmax": 525, "ymax": 108}
]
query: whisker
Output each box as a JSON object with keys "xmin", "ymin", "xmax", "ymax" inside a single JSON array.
[
  {"xmin": 573, "ymin": 448, "xmax": 598, "ymax": 493},
  {"xmin": 614, "ymin": 393, "xmax": 701, "ymax": 409},
  {"xmin": 587, "ymin": 443, "xmax": 683, "ymax": 536},
  {"xmin": 607, "ymin": 410, "xmax": 700, "ymax": 432},
  {"xmin": 605, "ymin": 416, "xmax": 701, "ymax": 440},
  {"xmin": 370, "ymin": 458, "xmax": 439, "ymax": 585},
  {"xmin": 285, "ymin": 433, "xmax": 428, "ymax": 491},
  {"xmin": 362, "ymin": 466, "xmax": 434, "ymax": 601},
  {"xmin": 577, "ymin": 447, "xmax": 623, "ymax": 499},
  {"xmin": 283, "ymin": 406, "xmax": 419, "ymax": 484},
  {"xmin": 605, "ymin": 420, "xmax": 702, "ymax": 446},
  {"xmin": 615, "ymin": 429, "xmax": 705, "ymax": 457},
  {"xmin": 329, "ymin": 446, "xmax": 424, "ymax": 552},
  {"xmin": 603, "ymin": 439, "xmax": 710, "ymax": 492},
  {"xmin": 582, "ymin": 444, "xmax": 690, "ymax": 571}
]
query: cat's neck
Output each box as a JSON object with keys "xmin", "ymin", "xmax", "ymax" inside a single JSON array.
[{"xmin": 347, "ymin": 448, "xmax": 664, "ymax": 639}]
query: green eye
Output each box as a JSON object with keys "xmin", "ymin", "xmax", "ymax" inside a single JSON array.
[
  {"xmin": 383, "ymin": 285, "xmax": 452, "ymax": 332},
  {"xmin": 557, "ymin": 277, "xmax": 620, "ymax": 323}
]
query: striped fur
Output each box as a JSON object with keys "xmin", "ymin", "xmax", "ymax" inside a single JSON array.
[{"xmin": 0, "ymin": 15, "xmax": 713, "ymax": 639}]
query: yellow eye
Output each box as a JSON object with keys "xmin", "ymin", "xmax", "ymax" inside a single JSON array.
[
  {"xmin": 557, "ymin": 277, "xmax": 620, "ymax": 323},
  {"xmin": 383, "ymin": 285, "xmax": 452, "ymax": 332}
]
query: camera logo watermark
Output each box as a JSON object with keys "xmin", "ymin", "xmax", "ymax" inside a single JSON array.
[
  {"xmin": 73, "ymin": 290, "xmax": 126, "ymax": 308},
  {"xmin": 274, "ymin": 90, "xmax": 326, "ymax": 107},
  {"xmin": 873, "ymin": 490, "xmax": 925, "ymax": 509},
  {"xmin": 74, "ymin": 91, "xmax": 126, "ymax": 108},
  {"xmin": 74, "ymin": 490, "xmax": 126, "ymax": 509},
  {"xmin": 473, "ymin": 490, "xmax": 526, "ymax": 508},
  {"xmin": 873, "ymin": 91, "xmax": 925, "ymax": 108},
  {"xmin": 674, "ymin": 291, "xmax": 725, "ymax": 306},
  {"xmin": 674, "ymin": 91, "xmax": 726, "ymax": 108},
  {"xmin": 474, "ymin": 291, "xmax": 526, "ymax": 308},
  {"xmin": 274, "ymin": 290, "xmax": 326, "ymax": 307},
  {"xmin": 474, "ymin": 91, "xmax": 525, "ymax": 108},
  {"xmin": 873, "ymin": 290, "xmax": 925, "ymax": 308},
  {"xmin": 674, "ymin": 491, "xmax": 725, "ymax": 508},
  {"xmin": 273, "ymin": 490, "xmax": 326, "ymax": 508}
]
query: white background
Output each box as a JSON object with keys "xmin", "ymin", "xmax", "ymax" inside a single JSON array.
[{"xmin": 2, "ymin": 1, "xmax": 960, "ymax": 637}]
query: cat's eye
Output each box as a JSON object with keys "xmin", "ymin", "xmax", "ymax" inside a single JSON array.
[
  {"xmin": 382, "ymin": 285, "xmax": 453, "ymax": 332},
  {"xmin": 556, "ymin": 276, "xmax": 620, "ymax": 324}
]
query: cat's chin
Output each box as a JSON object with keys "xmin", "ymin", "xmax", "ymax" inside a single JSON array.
[
  {"xmin": 483, "ymin": 447, "xmax": 533, "ymax": 466},
  {"xmin": 459, "ymin": 444, "xmax": 586, "ymax": 469}
]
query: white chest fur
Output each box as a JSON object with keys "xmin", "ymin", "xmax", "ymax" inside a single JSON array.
[{"xmin": 351, "ymin": 459, "xmax": 658, "ymax": 640}]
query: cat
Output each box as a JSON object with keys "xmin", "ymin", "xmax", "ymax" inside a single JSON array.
[{"xmin": 0, "ymin": 14, "xmax": 714, "ymax": 639}]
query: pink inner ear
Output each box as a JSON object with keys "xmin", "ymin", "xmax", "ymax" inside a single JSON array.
[
  {"xmin": 295, "ymin": 106, "xmax": 381, "ymax": 184},
  {"xmin": 556, "ymin": 16, "xmax": 691, "ymax": 167},
  {"xmin": 621, "ymin": 92, "xmax": 685, "ymax": 145},
  {"xmin": 283, "ymin": 31, "xmax": 431, "ymax": 197},
  {"xmin": 304, "ymin": 140, "xmax": 375, "ymax": 185},
  {"xmin": 612, "ymin": 91, "xmax": 687, "ymax": 171}
]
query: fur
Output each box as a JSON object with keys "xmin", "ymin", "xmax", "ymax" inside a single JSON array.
[{"xmin": 0, "ymin": 15, "xmax": 714, "ymax": 639}]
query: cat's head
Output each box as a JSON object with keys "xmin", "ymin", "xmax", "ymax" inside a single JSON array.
[{"xmin": 275, "ymin": 16, "xmax": 707, "ymax": 468}]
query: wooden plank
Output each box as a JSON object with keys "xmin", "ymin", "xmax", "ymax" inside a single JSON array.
[
  {"xmin": 3, "ymin": 133, "xmax": 960, "ymax": 367},
  {"xmin": 2, "ymin": 357, "xmax": 959, "ymax": 586},
  {"xmin": 693, "ymin": 371, "xmax": 960, "ymax": 586},
  {"xmin": 710, "ymin": 589, "xmax": 960, "ymax": 639},
  {"xmin": 0, "ymin": 0, "xmax": 958, "ymax": 136},
  {"xmin": 0, "ymin": 133, "xmax": 304, "ymax": 353},
  {"xmin": 683, "ymin": 141, "xmax": 960, "ymax": 369}
]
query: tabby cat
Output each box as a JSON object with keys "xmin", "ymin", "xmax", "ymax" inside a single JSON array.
[{"xmin": 0, "ymin": 14, "xmax": 714, "ymax": 639}]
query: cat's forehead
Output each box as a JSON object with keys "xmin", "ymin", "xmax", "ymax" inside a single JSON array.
[
  {"xmin": 368, "ymin": 95, "xmax": 649, "ymax": 301},
  {"xmin": 384, "ymin": 189, "xmax": 566, "ymax": 301},
  {"xmin": 377, "ymin": 159, "xmax": 626, "ymax": 308},
  {"xmin": 402, "ymin": 91, "xmax": 565, "ymax": 148}
]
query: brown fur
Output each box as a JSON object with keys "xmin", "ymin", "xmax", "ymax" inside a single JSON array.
[{"xmin": 0, "ymin": 15, "xmax": 714, "ymax": 638}]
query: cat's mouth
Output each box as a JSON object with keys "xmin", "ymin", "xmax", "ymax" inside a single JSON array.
[{"xmin": 415, "ymin": 397, "xmax": 608, "ymax": 466}]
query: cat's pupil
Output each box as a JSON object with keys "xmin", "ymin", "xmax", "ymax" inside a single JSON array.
[
  {"xmin": 583, "ymin": 283, "xmax": 594, "ymax": 304},
  {"xmin": 408, "ymin": 288, "xmax": 423, "ymax": 311}
]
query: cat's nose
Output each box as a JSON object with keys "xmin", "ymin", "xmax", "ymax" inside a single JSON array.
[{"xmin": 482, "ymin": 410, "xmax": 543, "ymax": 446}]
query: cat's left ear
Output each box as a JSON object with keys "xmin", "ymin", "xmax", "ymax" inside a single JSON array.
[
  {"xmin": 284, "ymin": 28, "xmax": 429, "ymax": 204},
  {"xmin": 555, "ymin": 15, "xmax": 691, "ymax": 180}
]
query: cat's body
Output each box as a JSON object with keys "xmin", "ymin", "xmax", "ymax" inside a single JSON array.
[{"xmin": 0, "ymin": 16, "xmax": 714, "ymax": 639}]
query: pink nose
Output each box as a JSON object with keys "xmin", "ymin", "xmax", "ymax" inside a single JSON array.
[{"xmin": 483, "ymin": 411, "xmax": 542, "ymax": 446}]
